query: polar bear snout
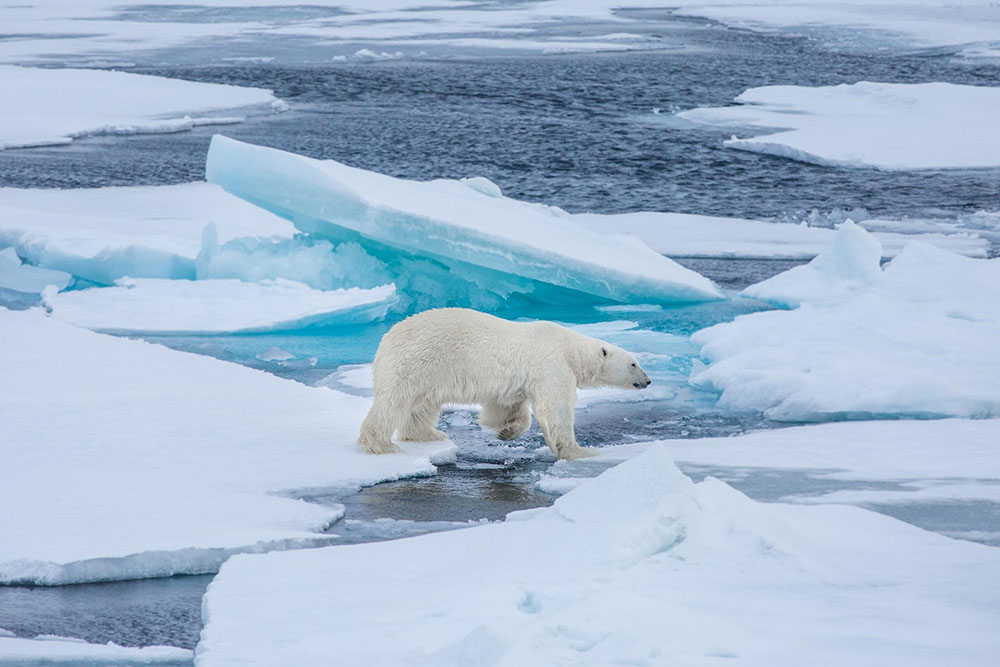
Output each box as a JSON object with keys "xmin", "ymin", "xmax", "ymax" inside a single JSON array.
[{"xmin": 633, "ymin": 375, "xmax": 651, "ymax": 389}]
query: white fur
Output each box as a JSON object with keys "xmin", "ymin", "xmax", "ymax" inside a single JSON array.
[{"xmin": 358, "ymin": 308, "xmax": 651, "ymax": 460}]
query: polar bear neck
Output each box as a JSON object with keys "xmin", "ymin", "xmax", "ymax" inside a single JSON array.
[{"xmin": 562, "ymin": 330, "xmax": 605, "ymax": 389}]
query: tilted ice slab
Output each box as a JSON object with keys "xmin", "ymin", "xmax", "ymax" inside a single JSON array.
[
  {"xmin": 0, "ymin": 308, "xmax": 455, "ymax": 585},
  {"xmin": 0, "ymin": 183, "xmax": 294, "ymax": 285},
  {"xmin": 678, "ymin": 81, "xmax": 1000, "ymax": 170},
  {"xmin": 0, "ymin": 247, "xmax": 71, "ymax": 294},
  {"xmin": 43, "ymin": 278, "xmax": 396, "ymax": 334},
  {"xmin": 691, "ymin": 222, "xmax": 1000, "ymax": 420},
  {"xmin": 0, "ymin": 632, "xmax": 191, "ymax": 666},
  {"xmin": 0, "ymin": 65, "xmax": 284, "ymax": 149},
  {"xmin": 574, "ymin": 210, "xmax": 989, "ymax": 259},
  {"xmin": 206, "ymin": 135, "xmax": 724, "ymax": 307},
  {"xmin": 196, "ymin": 446, "xmax": 1000, "ymax": 667}
]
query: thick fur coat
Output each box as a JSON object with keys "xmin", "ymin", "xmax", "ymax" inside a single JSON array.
[{"xmin": 358, "ymin": 308, "xmax": 651, "ymax": 460}]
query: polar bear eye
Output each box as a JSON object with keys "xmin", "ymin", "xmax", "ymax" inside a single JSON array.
[
  {"xmin": 630, "ymin": 363, "xmax": 636, "ymax": 368},
  {"xmin": 601, "ymin": 347, "xmax": 607, "ymax": 357}
]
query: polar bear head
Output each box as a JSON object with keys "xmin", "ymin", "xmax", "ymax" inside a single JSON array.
[{"xmin": 598, "ymin": 343, "xmax": 651, "ymax": 390}]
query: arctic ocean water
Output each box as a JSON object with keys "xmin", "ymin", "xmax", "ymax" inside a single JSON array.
[{"xmin": 2, "ymin": 18, "xmax": 1000, "ymax": 658}]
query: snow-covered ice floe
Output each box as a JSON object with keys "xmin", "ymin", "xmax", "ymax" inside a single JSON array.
[
  {"xmin": 0, "ymin": 65, "xmax": 284, "ymax": 150},
  {"xmin": 0, "ymin": 631, "xmax": 191, "ymax": 666},
  {"xmin": 0, "ymin": 307, "xmax": 455, "ymax": 585},
  {"xmin": 673, "ymin": 0, "xmax": 1000, "ymax": 60},
  {"xmin": 691, "ymin": 221, "xmax": 1000, "ymax": 420},
  {"xmin": 206, "ymin": 135, "xmax": 724, "ymax": 310},
  {"xmin": 0, "ymin": 183, "xmax": 294, "ymax": 285},
  {"xmin": 43, "ymin": 278, "xmax": 395, "ymax": 334},
  {"xmin": 575, "ymin": 210, "xmax": 990, "ymax": 259},
  {"xmin": 678, "ymin": 81, "xmax": 1000, "ymax": 170},
  {"xmin": 196, "ymin": 445, "xmax": 1000, "ymax": 667}
]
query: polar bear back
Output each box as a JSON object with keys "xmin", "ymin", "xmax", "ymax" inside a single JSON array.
[{"xmin": 373, "ymin": 308, "xmax": 600, "ymax": 406}]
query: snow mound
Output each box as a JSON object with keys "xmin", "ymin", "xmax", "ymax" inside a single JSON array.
[
  {"xmin": 197, "ymin": 445, "xmax": 1000, "ymax": 666},
  {"xmin": 678, "ymin": 81, "xmax": 1000, "ymax": 170},
  {"xmin": 0, "ymin": 65, "xmax": 282, "ymax": 150},
  {"xmin": 0, "ymin": 308, "xmax": 455, "ymax": 585},
  {"xmin": 692, "ymin": 225, "xmax": 1000, "ymax": 420},
  {"xmin": 575, "ymin": 210, "xmax": 989, "ymax": 259},
  {"xmin": 43, "ymin": 278, "xmax": 395, "ymax": 334},
  {"xmin": 0, "ymin": 183, "xmax": 294, "ymax": 285},
  {"xmin": 0, "ymin": 633, "xmax": 191, "ymax": 666},
  {"xmin": 206, "ymin": 135, "xmax": 723, "ymax": 310},
  {"xmin": 0, "ymin": 247, "xmax": 71, "ymax": 295}
]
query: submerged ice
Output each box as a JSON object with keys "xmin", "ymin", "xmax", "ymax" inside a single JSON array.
[{"xmin": 205, "ymin": 135, "xmax": 724, "ymax": 312}]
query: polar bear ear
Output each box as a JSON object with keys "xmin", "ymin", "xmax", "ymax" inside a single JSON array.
[{"xmin": 601, "ymin": 346, "xmax": 607, "ymax": 357}]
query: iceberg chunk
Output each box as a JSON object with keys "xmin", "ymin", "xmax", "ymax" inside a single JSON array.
[
  {"xmin": 0, "ymin": 308, "xmax": 455, "ymax": 585},
  {"xmin": 692, "ymin": 226, "xmax": 1000, "ymax": 420},
  {"xmin": 205, "ymin": 136, "xmax": 724, "ymax": 309},
  {"xmin": 0, "ymin": 247, "xmax": 72, "ymax": 294},
  {"xmin": 196, "ymin": 445, "xmax": 1000, "ymax": 666},
  {"xmin": 678, "ymin": 82, "xmax": 1000, "ymax": 170},
  {"xmin": 43, "ymin": 278, "xmax": 396, "ymax": 334}
]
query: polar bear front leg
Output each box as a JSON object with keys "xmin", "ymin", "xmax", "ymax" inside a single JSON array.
[
  {"xmin": 531, "ymin": 384, "xmax": 597, "ymax": 460},
  {"xmin": 397, "ymin": 397, "xmax": 448, "ymax": 442}
]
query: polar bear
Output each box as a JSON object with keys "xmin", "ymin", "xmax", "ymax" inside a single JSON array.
[{"xmin": 358, "ymin": 308, "xmax": 651, "ymax": 460}]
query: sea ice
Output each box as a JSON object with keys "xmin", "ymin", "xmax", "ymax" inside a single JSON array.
[
  {"xmin": 205, "ymin": 135, "xmax": 724, "ymax": 310},
  {"xmin": 692, "ymin": 223, "xmax": 1000, "ymax": 420},
  {"xmin": 678, "ymin": 81, "xmax": 1000, "ymax": 169},
  {"xmin": 196, "ymin": 446, "xmax": 1000, "ymax": 666},
  {"xmin": 575, "ymin": 210, "xmax": 989, "ymax": 259},
  {"xmin": 0, "ymin": 246, "xmax": 72, "ymax": 294},
  {"xmin": 0, "ymin": 633, "xmax": 191, "ymax": 666},
  {"xmin": 0, "ymin": 183, "xmax": 294, "ymax": 285},
  {"xmin": 0, "ymin": 307, "xmax": 455, "ymax": 585},
  {"xmin": 43, "ymin": 278, "xmax": 396, "ymax": 334},
  {"xmin": 0, "ymin": 65, "xmax": 282, "ymax": 149}
]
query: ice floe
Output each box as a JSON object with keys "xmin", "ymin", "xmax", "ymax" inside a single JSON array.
[
  {"xmin": 0, "ymin": 632, "xmax": 191, "ymax": 666},
  {"xmin": 0, "ymin": 307, "xmax": 455, "ymax": 585},
  {"xmin": 0, "ymin": 65, "xmax": 282, "ymax": 150},
  {"xmin": 197, "ymin": 445, "xmax": 1000, "ymax": 666},
  {"xmin": 0, "ymin": 246, "xmax": 71, "ymax": 295},
  {"xmin": 206, "ymin": 135, "xmax": 724, "ymax": 309},
  {"xmin": 43, "ymin": 278, "xmax": 395, "ymax": 334},
  {"xmin": 691, "ymin": 222, "xmax": 1000, "ymax": 420},
  {"xmin": 576, "ymin": 211, "xmax": 990, "ymax": 259},
  {"xmin": 678, "ymin": 81, "xmax": 1000, "ymax": 170},
  {"xmin": 0, "ymin": 183, "xmax": 293, "ymax": 285}
]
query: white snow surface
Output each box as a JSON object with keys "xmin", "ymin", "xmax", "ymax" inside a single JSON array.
[
  {"xmin": 692, "ymin": 223, "xmax": 1000, "ymax": 420},
  {"xmin": 196, "ymin": 445, "xmax": 1000, "ymax": 667},
  {"xmin": 206, "ymin": 135, "xmax": 724, "ymax": 304},
  {"xmin": 575, "ymin": 210, "xmax": 989, "ymax": 259},
  {"xmin": 43, "ymin": 278, "xmax": 395, "ymax": 334},
  {"xmin": 678, "ymin": 81, "xmax": 1000, "ymax": 170},
  {"xmin": 0, "ymin": 65, "xmax": 281, "ymax": 149},
  {"xmin": 0, "ymin": 182, "xmax": 294, "ymax": 285},
  {"xmin": 0, "ymin": 634, "xmax": 191, "ymax": 665},
  {"xmin": 0, "ymin": 307, "xmax": 455, "ymax": 585}
]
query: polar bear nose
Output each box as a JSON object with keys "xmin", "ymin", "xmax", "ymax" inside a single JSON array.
[{"xmin": 633, "ymin": 377, "xmax": 651, "ymax": 389}]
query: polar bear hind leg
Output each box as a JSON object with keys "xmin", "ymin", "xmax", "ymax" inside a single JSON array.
[
  {"xmin": 397, "ymin": 397, "xmax": 447, "ymax": 442},
  {"xmin": 479, "ymin": 401, "xmax": 531, "ymax": 441},
  {"xmin": 358, "ymin": 392, "xmax": 405, "ymax": 454}
]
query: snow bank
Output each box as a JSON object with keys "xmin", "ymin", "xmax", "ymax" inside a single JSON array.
[
  {"xmin": 0, "ymin": 183, "xmax": 294, "ymax": 285},
  {"xmin": 196, "ymin": 445, "xmax": 1000, "ymax": 667},
  {"xmin": 0, "ymin": 633, "xmax": 191, "ymax": 666},
  {"xmin": 0, "ymin": 247, "xmax": 71, "ymax": 294},
  {"xmin": 0, "ymin": 307, "xmax": 455, "ymax": 585},
  {"xmin": 43, "ymin": 278, "xmax": 395, "ymax": 334},
  {"xmin": 206, "ymin": 135, "xmax": 723, "ymax": 309},
  {"xmin": 575, "ymin": 210, "xmax": 989, "ymax": 259},
  {"xmin": 0, "ymin": 65, "xmax": 282, "ymax": 149},
  {"xmin": 692, "ymin": 223, "xmax": 1000, "ymax": 420},
  {"xmin": 678, "ymin": 81, "xmax": 1000, "ymax": 170}
]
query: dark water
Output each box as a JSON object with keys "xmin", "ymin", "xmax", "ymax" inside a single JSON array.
[
  {"xmin": 3, "ymin": 28, "xmax": 999, "ymax": 220},
  {"xmin": 3, "ymin": 21, "xmax": 1000, "ymax": 658}
]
